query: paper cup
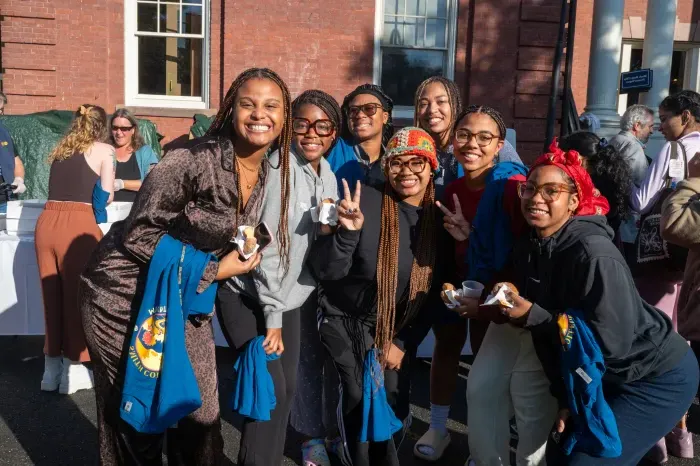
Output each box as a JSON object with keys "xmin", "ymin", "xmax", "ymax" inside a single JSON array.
[{"xmin": 462, "ymin": 280, "xmax": 484, "ymax": 298}]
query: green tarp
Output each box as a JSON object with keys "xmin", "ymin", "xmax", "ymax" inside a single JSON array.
[
  {"xmin": 189, "ymin": 113, "xmax": 214, "ymax": 139},
  {"xmin": 0, "ymin": 111, "xmax": 162, "ymax": 200}
]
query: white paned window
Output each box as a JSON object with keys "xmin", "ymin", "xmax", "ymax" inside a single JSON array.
[
  {"xmin": 374, "ymin": 0, "xmax": 458, "ymax": 115},
  {"xmin": 125, "ymin": 0, "xmax": 209, "ymax": 109}
]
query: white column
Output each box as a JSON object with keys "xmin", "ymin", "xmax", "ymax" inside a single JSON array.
[
  {"xmin": 640, "ymin": 0, "xmax": 678, "ymax": 158},
  {"xmin": 618, "ymin": 43, "xmax": 633, "ymax": 115},
  {"xmin": 584, "ymin": 0, "xmax": 626, "ymax": 139}
]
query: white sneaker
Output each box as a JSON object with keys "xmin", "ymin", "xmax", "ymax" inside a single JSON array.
[
  {"xmin": 58, "ymin": 357, "xmax": 94, "ymax": 394},
  {"xmin": 40, "ymin": 355, "xmax": 63, "ymax": 391}
]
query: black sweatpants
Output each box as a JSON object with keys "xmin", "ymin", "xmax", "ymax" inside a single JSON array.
[
  {"xmin": 318, "ymin": 315, "xmax": 413, "ymax": 466},
  {"xmin": 215, "ymin": 286, "xmax": 301, "ymax": 466}
]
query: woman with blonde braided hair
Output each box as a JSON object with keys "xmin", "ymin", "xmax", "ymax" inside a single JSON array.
[
  {"xmin": 309, "ymin": 127, "xmax": 455, "ymax": 465},
  {"xmin": 36, "ymin": 104, "xmax": 114, "ymax": 395},
  {"xmin": 78, "ymin": 68, "xmax": 291, "ymax": 465}
]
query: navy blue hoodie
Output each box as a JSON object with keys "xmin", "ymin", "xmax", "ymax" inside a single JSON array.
[{"xmin": 512, "ymin": 216, "xmax": 688, "ymax": 404}]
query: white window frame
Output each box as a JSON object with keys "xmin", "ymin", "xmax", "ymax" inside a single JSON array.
[
  {"xmin": 124, "ymin": 0, "xmax": 210, "ymax": 109},
  {"xmin": 373, "ymin": 0, "xmax": 458, "ymax": 119},
  {"xmin": 618, "ymin": 40, "xmax": 700, "ymax": 115}
]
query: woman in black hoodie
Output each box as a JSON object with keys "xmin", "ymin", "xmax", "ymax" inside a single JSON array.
[{"xmin": 498, "ymin": 141, "xmax": 698, "ymax": 465}]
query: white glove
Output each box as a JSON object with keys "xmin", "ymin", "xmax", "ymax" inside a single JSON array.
[
  {"xmin": 12, "ymin": 177, "xmax": 26, "ymax": 195},
  {"xmin": 114, "ymin": 179, "xmax": 125, "ymax": 191}
]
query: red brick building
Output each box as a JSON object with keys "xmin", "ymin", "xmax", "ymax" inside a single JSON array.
[{"xmin": 2, "ymin": 0, "xmax": 699, "ymax": 162}]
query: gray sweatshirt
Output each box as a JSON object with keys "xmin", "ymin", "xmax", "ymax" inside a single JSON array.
[{"xmin": 228, "ymin": 148, "xmax": 338, "ymax": 328}]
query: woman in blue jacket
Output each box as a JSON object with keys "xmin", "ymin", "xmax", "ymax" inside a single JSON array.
[
  {"xmin": 326, "ymin": 84, "xmax": 394, "ymax": 190},
  {"xmin": 109, "ymin": 108, "xmax": 159, "ymax": 202}
]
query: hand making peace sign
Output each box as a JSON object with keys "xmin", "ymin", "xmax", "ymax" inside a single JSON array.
[
  {"xmin": 436, "ymin": 193, "xmax": 471, "ymax": 241},
  {"xmin": 337, "ymin": 179, "xmax": 364, "ymax": 231}
]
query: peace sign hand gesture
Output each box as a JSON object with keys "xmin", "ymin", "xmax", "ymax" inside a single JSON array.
[
  {"xmin": 436, "ymin": 194, "xmax": 471, "ymax": 241},
  {"xmin": 337, "ymin": 179, "xmax": 364, "ymax": 231}
]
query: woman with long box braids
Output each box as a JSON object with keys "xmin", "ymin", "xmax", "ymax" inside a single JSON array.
[
  {"xmin": 308, "ymin": 127, "xmax": 454, "ymax": 465},
  {"xmin": 78, "ymin": 68, "xmax": 292, "ymax": 465},
  {"xmin": 217, "ymin": 88, "xmax": 340, "ymax": 465}
]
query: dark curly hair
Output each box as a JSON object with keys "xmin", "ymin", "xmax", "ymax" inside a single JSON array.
[
  {"xmin": 559, "ymin": 132, "xmax": 632, "ymax": 228},
  {"xmin": 660, "ymin": 90, "xmax": 700, "ymax": 123}
]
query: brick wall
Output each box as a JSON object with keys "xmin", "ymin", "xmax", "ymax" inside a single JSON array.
[
  {"xmin": 2, "ymin": 0, "xmax": 695, "ymax": 153},
  {"xmin": 1, "ymin": 0, "xmax": 124, "ymax": 114}
]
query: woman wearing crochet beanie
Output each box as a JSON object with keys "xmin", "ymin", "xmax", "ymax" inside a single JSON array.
[{"xmin": 308, "ymin": 127, "xmax": 455, "ymax": 465}]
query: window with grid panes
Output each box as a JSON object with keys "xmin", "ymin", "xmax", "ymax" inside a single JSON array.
[
  {"xmin": 378, "ymin": 0, "xmax": 456, "ymax": 107},
  {"xmin": 125, "ymin": 0, "xmax": 208, "ymax": 108}
]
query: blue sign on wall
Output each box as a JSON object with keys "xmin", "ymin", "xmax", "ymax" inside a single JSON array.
[{"xmin": 620, "ymin": 69, "xmax": 653, "ymax": 94}]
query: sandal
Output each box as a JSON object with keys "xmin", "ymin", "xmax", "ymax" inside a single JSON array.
[
  {"xmin": 301, "ymin": 439, "xmax": 331, "ymax": 466},
  {"xmin": 413, "ymin": 428, "xmax": 451, "ymax": 462}
]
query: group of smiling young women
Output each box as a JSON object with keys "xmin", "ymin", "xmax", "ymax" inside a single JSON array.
[{"xmin": 78, "ymin": 67, "xmax": 699, "ymax": 466}]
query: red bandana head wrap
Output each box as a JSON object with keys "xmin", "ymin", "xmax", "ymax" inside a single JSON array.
[{"xmin": 530, "ymin": 139, "xmax": 610, "ymax": 217}]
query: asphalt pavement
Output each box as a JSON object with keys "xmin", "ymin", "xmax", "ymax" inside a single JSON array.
[{"xmin": 1, "ymin": 335, "xmax": 698, "ymax": 465}]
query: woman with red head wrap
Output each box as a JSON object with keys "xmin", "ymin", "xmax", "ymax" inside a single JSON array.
[{"xmin": 493, "ymin": 141, "xmax": 697, "ymax": 466}]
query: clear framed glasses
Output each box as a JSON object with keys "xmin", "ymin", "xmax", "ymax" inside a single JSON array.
[
  {"xmin": 517, "ymin": 182, "xmax": 575, "ymax": 202},
  {"xmin": 292, "ymin": 118, "xmax": 335, "ymax": 136},
  {"xmin": 388, "ymin": 157, "xmax": 427, "ymax": 174},
  {"xmin": 454, "ymin": 129, "xmax": 496, "ymax": 147}
]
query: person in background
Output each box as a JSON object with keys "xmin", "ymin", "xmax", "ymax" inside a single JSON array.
[
  {"xmin": 662, "ymin": 168, "xmax": 700, "ymax": 389},
  {"xmin": 218, "ymin": 89, "xmax": 341, "ymax": 466},
  {"xmin": 413, "ymin": 76, "xmax": 463, "ymax": 201},
  {"xmin": 0, "ymin": 92, "xmax": 27, "ymax": 212},
  {"xmin": 559, "ymin": 132, "xmax": 633, "ymax": 234},
  {"xmin": 630, "ymin": 91, "xmax": 700, "ymax": 387},
  {"xmin": 109, "ymin": 108, "xmax": 159, "ymax": 202},
  {"xmin": 610, "ymin": 104, "xmax": 654, "ymax": 251},
  {"xmin": 610, "ymin": 105, "xmax": 654, "ymax": 185},
  {"xmin": 36, "ymin": 104, "xmax": 114, "ymax": 395},
  {"xmin": 505, "ymin": 144, "xmax": 697, "ymax": 466},
  {"xmin": 78, "ymin": 68, "xmax": 287, "ymax": 465},
  {"xmin": 310, "ymin": 127, "xmax": 452, "ymax": 465},
  {"xmin": 326, "ymin": 84, "xmax": 394, "ymax": 189}
]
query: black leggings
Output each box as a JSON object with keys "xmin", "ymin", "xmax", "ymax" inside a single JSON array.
[
  {"xmin": 215, "ymin": 286, "xmax": 301, "ymax": 466},
  {"xmin": 319, "ymin": 315, "xmax": 413, "ymax": 466}
]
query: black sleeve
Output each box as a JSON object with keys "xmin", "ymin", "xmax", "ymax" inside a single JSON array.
[
  {"xmin": 579, "ymin": 256, "xmax": 638, "ymax": 363},
  {"xmin": 308, "ymin": 227, "xmax": 361, "ymax": 281}
]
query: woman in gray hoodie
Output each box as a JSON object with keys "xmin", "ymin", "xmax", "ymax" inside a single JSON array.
[{"xmin": 217, "ymin": 90, "xmax": 340, "ymax": 466}]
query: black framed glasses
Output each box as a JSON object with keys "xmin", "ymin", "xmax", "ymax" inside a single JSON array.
[
  {"xmin": 112, "ymin": 125, "xmax": 134, "ymax": 133},
  {"xmin": 292, "ymin": 118, "xmax": 335, "ymax": 136},
  {"xmin": 454, "ymin": 129, "xmax": 496, "ymax": 147},
  {"xmin": 517, "ymin": 182, "xmax": 575, "ymax": 202},
  {"xmin": 388, "ymin": 157, "xmax": 427, "ymax": 174},
  {"xmin": 348, "ymin": 103, "xmax": 383, "ymax": 118}
]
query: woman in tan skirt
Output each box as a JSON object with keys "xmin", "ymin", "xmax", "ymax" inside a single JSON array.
[{"xmin": 36, "ymin": 104, "xmax": 115, "ymax": 394}]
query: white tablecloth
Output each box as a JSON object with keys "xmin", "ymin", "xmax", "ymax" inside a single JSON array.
[
  {"xmin": 0, "ymin": 231, "xmax": 471, "ymax": 355},
  {"xmin": 0, "ymin": 232, "xmax": 45, "ymax": 335}
]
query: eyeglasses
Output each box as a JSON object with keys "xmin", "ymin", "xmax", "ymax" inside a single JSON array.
[
  {"xmin": 112, "ymin": 125, "xmax": 134, "ymax": 133},
  {"xmin": 388, "ymin": 157, "xmax": 427, "ymax": 174},
  {"xmin": 454, "ymin": 129, "xmax": 497, "ymax": 147},
  {"xmin": 292, "ymin": 118, "xmax": 335, "ymax": 137},
  {"xmin": 517, "ymin": 182, "xmax": 576, "ymax": 202},
  {"xmin": 348, "ymin": 103, "xmax": 383, "ymax": 118}
]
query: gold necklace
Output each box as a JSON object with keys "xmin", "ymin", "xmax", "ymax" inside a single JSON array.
[
  {"xmin": 237, "ymin": 158, "xmax": 258, "ymax": 173},
  {"xmin": 236, "ymin": 159, "xmax": 255, "ymax": 190}
]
